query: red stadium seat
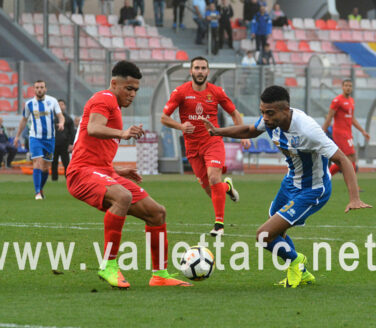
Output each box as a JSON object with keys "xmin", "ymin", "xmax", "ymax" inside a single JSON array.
[
  {"xmin": 0, "ymin": 86, "xmax": 13, "ymax": 98},
  {"xmin": 151, "ymin": 49, "xmax": 164, "ymax": 60},
  {"xmin": 124, "ymin": 37, "xmax": 137, "ymax": 49},
  {"xmin": 164, "ymin": 49, "xmax": 177, "ymax": 61},
  {"xmin": 271, "ymin": 29, "xmax": 283, "ymax": 40},
  {"xmin": 0, "ymin": 73, "xmax": 11, "ymax": 85},
  {"xmin": 290, "ymin": 53, "xmax": 304, "ymax": 64},
  {"xmin": 364, "ymin": 31, "xmax": 375, "ymax": 42},
  {"xmin": 25, "ymin": 86, "xmax": 35, "ymax": 98},
  {"xmin": 315, "ymin": 19, "xmax": 326, "ymax": 29},
  {"xmin": 337, "ymin": 19, "xmax": 348, "ymax": 29},
  {"xmin": 326, "ymin": 20, "xmax": 337, "ymax": 30},
  {"xmin": 351, "ymin": 31, "xmax": 364, "ymax": 42},
  {"xmin": 134, "ymin": 26, "xmax": 146, "ymax": 37},
  {"xmin": 275, "ymin": 40, "xmax": 289, "ymax": 52},
  {"xmin": 176, "ymin": 50, "xmax": 189, "ymax": 61},
  {"xmin": 12, "ymin": 86, "xmax": 20, "ymax": 97},
  {"xmin": 340, "ymin": 30, "xmax": 352, "ymax": 42},
  {"xmin": 96, "ymin": 15, "xmax": 110, "ymax": 26},
  {"xmin": 98, "ymin": 26, "xmax": 111, "ymax": 37},
  {"xmin": 0, "ymin": 100, "xmax": 12, "ymax": 112},
  {"xmin": 298, "ymin": 41, "xmax": 312, "ymax": 52},
  {"xmin": 149, "ymin": 37, "xmax": 161, "ymax": 49},
  {"xmin": 0, "ymin": 60, "xmax": 12, "ymax": 72},
  {"xmin": 348, "ymin": 20, "xmax": 360, "ymax": 30},
  {"xmin": 287, "ymin": 40, "xmax": 298, "ymax": 51},
  {"xmin": 285, "ymin": 77, "xmax": 298, "ymax": 87},
  {"xmin": 295, "ymin": 30, "xmax": 307, "ymax": 40}
]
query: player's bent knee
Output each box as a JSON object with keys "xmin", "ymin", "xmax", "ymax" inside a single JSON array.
[
  {"xmin": 148, "ymin": 204, "xmax": 166, "ymax": 226},
  {"xmin": 106, "ymin": 185, "xmax": 133, "ymax": 209},
  {"xmin": 256, "ymin": 229, "xmax": 272, "ymax": 243}
]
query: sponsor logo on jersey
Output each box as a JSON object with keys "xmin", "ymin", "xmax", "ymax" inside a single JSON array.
[
  {"xmin": 195, "ymin": 103, "xmax": 204, "ymax": 115},
  {"xmin": 287, "ymin": 208, "xmax": 296, "ymax": 217},
  {"xmin": 206, "ymin": 94, "xmax": 213, "ymax": 102},
  {"xmin": 185, "ymin": 96, "xmax": 196, "ymax": 99},
  {"xmin": 290, "ymin": 136, "xmax": 300, "ymax": 148},
  {"xmin": 188, "ymin": 114, "xmax": 210, "ymax": 120},
  {"xmin": 211, "ymin": 160, "xmax": 221, "ymax": 164}
]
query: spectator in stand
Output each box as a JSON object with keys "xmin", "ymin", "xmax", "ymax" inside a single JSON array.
[
  {"xmin": 241, "ymin": 0, "xmax": 259, "ymax": 30},
  {"xmin": 72, "ymin": 0, "xmax": 84, "ymax": 14},
  {"xmin": 118, "ymin": 0, "xmax": 142, "ymax": 26},
  {"xmin": 206, "ymin": 2, "xmax": 220, "ymax": 55},
  {"xmin": 153, "ymin": 0, "xmax": 165, "ymax": 27},
  {"xmin": 99, "ymin": 0, "xmax": 114, "ymax": 15},
  {"xmin": 133, "ymin": 0, "xmax": 144, "ymax": 16},
  {"xmin": 0, "ymin": 116, "xmax": 17, "ymax": 169},
  {"xmin": 257, "ymin": 42, "xmax": 275, "ymax": 65},
  {"xmin": 270, "ymin": 2, "xmax": 288, "ymax": 27},
  {"xmin": 241, "ymin": 50, "xmax": 257, "ymax": 66},
  {"xmin": 218, "ymin": 0, "xmax": 234, "ymax": 49},
  {"xmin": 348, "ymin": 7, "xmax": 362, "ymax": 21},
  {"xmin": 251, "ymin": 6, "xmax": 272, "ymax": 51},
  {"xmin": 193, "ymin": 0, "xmax": 207, "ymax": 45},
  {"xmin": 172, "ymin": 0, "xmax": 187, "ymax": 30}
]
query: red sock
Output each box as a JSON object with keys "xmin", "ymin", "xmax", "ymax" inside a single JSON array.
[
  {"xmin": 103, "ymin": 211, "xmax": 126, "ymax": 260},
  {"xmin": 145, "ymin": 223, "xmax": 168, "ymax": 270},
  {"xmin": 329, "ymin": 163, "xmax": 340, "ymax": 176},
  {"xmin": 210, "ymin": 182, "xmax": 228, "ymax": 224}
]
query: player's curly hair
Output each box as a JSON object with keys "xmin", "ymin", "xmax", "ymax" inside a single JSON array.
[
  {"xmin": 261, "ymin": 85, "xmax": 290, "ymax": 105},
  {"xmin": 112, "ymin": 61, "xmax": 142, "ymax": 79}
]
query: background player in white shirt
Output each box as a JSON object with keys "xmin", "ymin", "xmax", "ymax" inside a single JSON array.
[
  {"xmin": 14, "ymin": 80, "xmax": 64, "ymax": 200},
  {"xmin": 200, "ymin": 85, "xmax": 371, "ymax": 288}
]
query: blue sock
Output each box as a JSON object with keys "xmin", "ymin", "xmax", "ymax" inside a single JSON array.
[
  {"xmin": 41, "ymin": 170, "xmax": 49, "ymax": 190},
  {"xmin": 33, "ymin": 169, "xmax": 42, "ymax": 194},
  {"xmin": 265, "ymin": 235, "xmax": 298, "ymax": 262}
]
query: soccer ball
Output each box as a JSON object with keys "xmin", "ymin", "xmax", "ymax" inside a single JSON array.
[{"xmin": 180, "ymin": 246, "xmax": 215, "ymax": 281}]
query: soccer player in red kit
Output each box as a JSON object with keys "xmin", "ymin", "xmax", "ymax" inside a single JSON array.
[
  {"xmin": 322, "ymin": 79, "xmax": 370, "ymax": 176},
  {"xmin": 161, "ymin": 56, "xmax": 250, "ymax": 236},
  {"xmin": 67, "ymin": 61, "xmax": 191, "ymax": 288}
]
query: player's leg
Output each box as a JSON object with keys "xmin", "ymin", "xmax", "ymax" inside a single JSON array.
[
  {"xmin": 128, "ymin": 196, "xmax": 192, "ymax": 286},
  {"xmin": 38, "ymin": 139, "xmax": 55, "ymax": 197}
]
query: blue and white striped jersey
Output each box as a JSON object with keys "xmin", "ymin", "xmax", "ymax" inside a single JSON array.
[
  {"xmin": 23, "ymin": 95, "xmax": 61, "ymax": 139},
  {"xmin": 255, "ymin": 108, "xmax": 338, "ymax": 189}
]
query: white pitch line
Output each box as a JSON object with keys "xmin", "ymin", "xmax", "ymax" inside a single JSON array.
[
  {"xmin": 0, "ymin": 222, "xmax": 352, "ymax": 241},
  {"xmin": 0, "ymin": 324, "xmax": 79, "ymax": 328}
]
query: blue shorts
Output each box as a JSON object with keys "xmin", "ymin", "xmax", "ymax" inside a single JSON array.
[
  {"xmin": 269, "ymin": 176, "xmax": 332, "ymax": 226},
  {"xmin": 29, "ymin": 137, "xmax": 55, "ymax": 161}
]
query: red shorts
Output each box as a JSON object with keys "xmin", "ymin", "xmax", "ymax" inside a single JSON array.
[
  {"xmin": 186, "ymin": 137, "xmax": 226, "ymax": 188},
  {"xmin": 66, "ymin": 166, "xmax": 148, "ymax": 212},
  {"xmin": 333, "ymin": 132, "xmax": 355, "ymax": 156}
]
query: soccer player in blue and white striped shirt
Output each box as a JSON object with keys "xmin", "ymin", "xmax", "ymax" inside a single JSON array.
[
  {"xmin": 200, "ymin": 85, "xmax": 371, "ymax": 288},
  {"xmin": 14, "ymin": 80, "xmax": 65, "ymax": 200}
]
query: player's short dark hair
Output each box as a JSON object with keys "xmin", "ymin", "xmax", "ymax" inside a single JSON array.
[
  {"xmin": 34, "ymin": 80, "xmax": 46, "ymax": 86},
  {"xmin": 190, "ymin": 56, "xmax": 209, "ymax": 68},
  {"xmin": 58, "ymin": 99, "xmax": 66, "ymax": 104},
  {"xmin": 112, "ymin": 60, "xmax": 142, "ymax": 79},
  {"xmin": 261, "ymin": 85, "xmax": 290, "ymax": 105},
  {"xmin": 342, "ymin": 79, "xmax": 352, "ymax": 85}
]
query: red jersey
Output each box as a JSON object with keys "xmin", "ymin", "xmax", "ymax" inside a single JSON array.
[
  {"xmin": 68, "ymin": 90, "xmax": 122, "ymax": 170},
  {"xmin": 163, "ymin": 82, "xmax": 236, "ymax": 146},
  {"xmin": 330, "ymin": 94, "xmax": 354, "ymax": 135}
]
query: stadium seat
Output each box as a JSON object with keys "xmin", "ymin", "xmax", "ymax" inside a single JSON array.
[
  {"xmin": 348, "ymin": 20, "xmax": 360, "ymax": 30},
  {"xmin": 136, "ymin": 37, "xmax": 148, "ymax": 48},
  {"xmin": 305, "ymin": 30, "xmax": 318, "ymax": 40},
  {"xmin": 124, "ymin": 37, "xmax": 137, "ymax": 49},
  {"xmin": 13, "ymin": 100, "xmax": 21, "ymax": 112},
  {"xmin": 303, "ymin": 18, "xmax": 315, "ymax": 29},
  {"xmin": 58, "ymin": 14, "xmax": 71, "ymax": 25},
  {"xmin": 60, "ymin": 25, "xmax": 74, "ymax": 36},
  {"xmin": 113, "ymin": 51, "xmax": 127, "ymax": 60},
  {"xmin": 71, "ymin": 14, "xmax": 84, "ymax": 25},
  {"xmin": 110, "ymin": 25, "xmax": 123, "ymax": 37},
  {"xmin": 363, "ymin": 31, "xmax": 375, "ymax": 42},
  {"xmin": 122, "ymin": 25, "xmax": 134, "ymax": 37},
  {"xmin": 329, "ymin": 30, "xmax": 341, "ymax": 41},
  {"xmin": 326, "ymin": 19, "xmax": 338, "ymax": 30},
  {"xmin": 0, "ymin": 61, "xmax": 12, "ymax": 73},
  {"xmin": 295, "ymin": 30, "xmax": 307, "ymax": 40},
  {"xmin": 88, "ymin": 49, "xmax": 105, "ymax": 60},
  {"xmin": 84, "ymin": 14, "xmax": 96, "ymax": 25},
  {"xmin": 96, "ymin": 15, "xmax": 110, "ymax": 26},
  {"xmin": 146, "ymin": 26, "xmax": 159, "ymax": 37},
  {"xmin": 372, "ymin": 19, "xmax": 376, "ymax": 29},
  {"xmin": 275, "ymin": 40, "xmax": 289, "ymax": 52},
  {"xmin": 79, "ymin": 36, "xmax": 88, "ymax": 47},
  {"xmin": 340, "ymin": 30, "xmax": 352, "ymax": 41},
  {"xmin": 79, "ymin": 48, "xmax": 90, "ymax": 60},
  {"xmin": 22, "ymin": 23, "xmax": 35, "ymax": 35},
  {"xmin": 298, "ymin": 41, "xmax": 311, "ymax": 52},
  {"xmin": 315, "ymin": 19, "xmax": 326, "ymax": 29},
  {"xmin": 309, "ymin": 41, "xmax": 321, "ymax": 52},
  {"xmin": 302, "ymin": 52, "xmax": 313, "ymax": 63},
  {"xmin": 134, "ymin": 26, "xmax": 147, "ymax": 37},
  {"xmin": 0, "ymin": 86, "xmax": 13, "ymax": 98},
  {"xmin": 0, "ymin": 73, "xmax": 11, "ymax": 85},
  {"xmin": 112, "ymin": 37, "xmax": 124, "ymax": 49},
  {"xmin": 317, "ymin": 30, "xmax": 329, "ymax": 40},
  {"xmin": 285, "ymin": 77, "xmax": 298, "ymax": 87},
  {"xmin": 21, "ymin": 13, "xmax": 33, "ymax": 24},
  {"xmin": 273, "ymin": 52, "xmax": 280, "ymax": 64},
  {"xmin": 271, "ymin": 29, "xmax": 283, "ymax": 40},
  {"xmin": 49, "ymin": 36, "xmax": 62, "ymax": 47},
  {"xmin": 292, "ymin": 18, "xmax": 304, "ymax": 29},
  {"xmin": 11, "ymin": 73, "xmax": 26, "ymax": 85},
  {"xmin": 129, "ymin": 50, "xmax": 140, "ymax": 61},
  {"xmin": 33, "ymin": 13, "xmax": 43, "ymax": 24},
  {"xmin": 243, "ymin": 140, "xmax": 261, "ymax": 167},
  {"xmin": 85, "ymin": 25, "xmax": 98, "ymax": 37},
  {"xmin": 257, "ymin": 138, "xmax": 279, "ymax": 153},
  {"xmin": 278, "ymin": 52, "xmax": 290, "ymax": 63},
  {"xmin": 165, "ymin": 49, "xmax": 177, "ymax": 61},
  {"xmin": 290, "ymin": 53, "xmax": 304, "ymax": 64},
  {"xmin": 86, "ymin": 36, "xmax": 101, "ymax": 48},
  {"xmin": 240, "ymin": 39, "xmax": 253, "ymax": 51},
  {"xmin": 0, "ymin": 100, "xmax": 12, "ymax": 112},
  {"xmin": 12, "ymin": 86, "xmax": 19, "ymax": 98},
  {"xmin": 175, "ymin": 50, "xmax": 188, "ymax": 61},
  {"xmin": 337, "ymin": 19, "xmax": 348, "ymax": 29},
  {"xmin": 108, "ymin": 15, "xmax": 118, "ymax": 26},
  {"xmin": 62, "ymin": 36, "xmax": 74, "ymax": 47},
  {"xmin": 151, "ymin": 49, "xmax": 164, "ymax": 60},
  {"xmin": 321, "ymin": 41, "xmax": 339, "ymax": 52},
  {"xmin": 35, "ymin": 24, "xmax": 43, "ymax": 36},
  {"xmin": 351, "ymin": 31, "xmax": 363, "ymax": 42},
  {"xmin": 139, "ymin": 50, "xmax": 151, "ymax": 60},
  {"xmin": 48, "ymin": 13, "xmax": 58, "ymax": 25},
  {"xmin": 332, "ymin": 78, "xmax": 342, "ymax": 87},
  {"xmin": 161, "ymin": 38, "xmax": 174, "ymax": 49},
  {"xmin": 283, "ymin": 30, "xmax": 295, "ymax": 40},
  {"xmin": 98, "ymin": 26, "xmax": 111, "ymax": 37},
  {"xmin": 51, "ymin": 47, "xmax": 64, "ymax": 60},
  {"xmin": 64, "ymin": 48, "xmax": 74, "ymax": 60},
  {"xmin": 149, "ymin": 37, "xmax": 161, "ymax": 48},
  {"xmin": 99, "ymin": 37, "xmax": 111, "ymax": 48},
  {"xmin": 287, "ymin": 40, "xmax": 298, "ymax": 51}
]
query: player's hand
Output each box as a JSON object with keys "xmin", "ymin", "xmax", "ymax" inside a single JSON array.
[
  {"xmin": 241, "ymin": 139, "xmax": 251, "ymax": 149},
  {"xmin": 57, "ymin": 122, "xmax": 64, "ymax": 131},
  {"xmin": 345, "ymin": 200, "xmax": 372, "ymax": 213},
  {"xmin": 199, "ymin": 117, "xmax": 217, "ymax": 136},
  {"xmin": 121, "ymin": 124, "xmax": 144, "ymax": 140},
  {"xmin": 363, "ymin": 131, "xmax": 371, "ymax": 141},
  {"xmin": 115, "ymin": 167, "xmax": 142, "ymax": 183},
  {"xmin": 13, "ymin": 137, "xmax": 19, "ymax": 147},
  {"xmin": 181, "ymin": 121, "xmax": 195, "ymax": 134}
]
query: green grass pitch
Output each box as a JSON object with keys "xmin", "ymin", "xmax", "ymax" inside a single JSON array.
[{"xmin": 0, "ymin": 173, "xmax": 375, "ymax": 328}]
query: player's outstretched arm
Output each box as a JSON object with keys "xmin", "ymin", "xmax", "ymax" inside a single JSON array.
[
  {"xmin": 352, "ymin": 117, "xmax": 370, "ymax": 141},
  {"xmin": 322, "ymin": 109, "xmax": 336, "ymax": 133},
  {"xmin": 56, "ymin": 112, "xmax": 65, "ymax": 131},
  {"xmin": 199, "ymin": 117, "xmax": 263, "ymax": 139},
  {"xmin": 330, "ymin": 149, "xmax": 372, "ymax": 212},
  {"xmin": 161, "ymin": 113, "xmax": 195, "ymax": 134},
  {"xmin": 229, "ymin": 110, "xmax": 251, "ymax": 149}
]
